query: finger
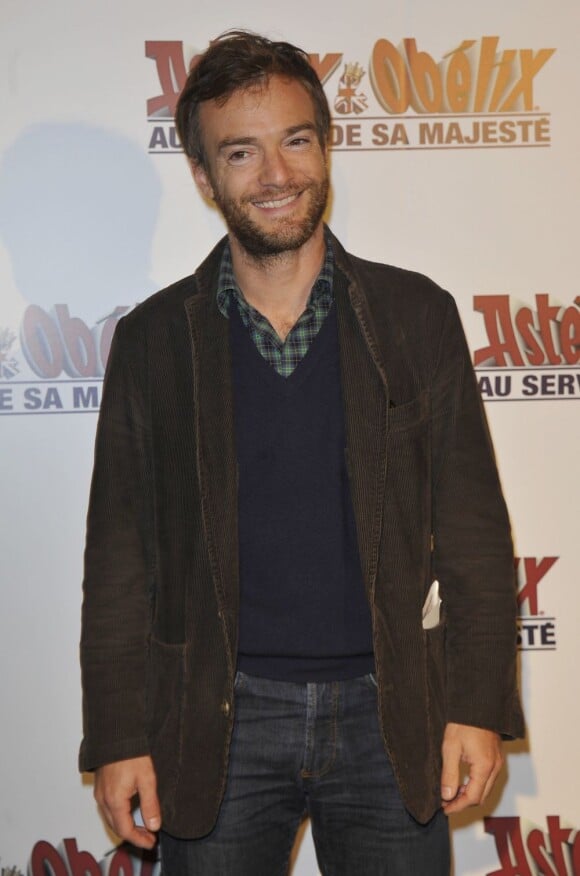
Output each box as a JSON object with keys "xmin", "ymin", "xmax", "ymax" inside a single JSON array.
[
  {"xmin": 108, "ymin": 798, "xmax": 157, "ymax": 849},
  {"xmin": 97, "ymin": 774, "xmax": 157, "ymax": 850},
  {"xmin": 94, "ymin": 782, "xmax": 116, "ymax": 835},
  {"xmin": 138, "ymin": 771, "xmax": 162, "ymax": 833},
  {"xmin": 97, "ymin": 799, "xmax": 115, "ymax": 834},
  {"xmin": 442, "ymin": 780, "xmax": 471, "ymax": 814},
  {"xmin": 480, "ymin": 753, "xmax": 503, "ymax": 804},
  {"xmin": 96, "ymin": 792, "xmax": 134, "ymax": 842},
  {"xmin": 440, "ymin": 738, "xmax": 461, "ymax": 802},
  {"xmin": 443, "ymin": 761, "xmax": 492, "ymax": 814}
]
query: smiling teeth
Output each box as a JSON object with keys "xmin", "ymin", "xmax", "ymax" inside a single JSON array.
[{"xmin": 255, "ymin": 193, "xmax": 298, "ymax": 209}]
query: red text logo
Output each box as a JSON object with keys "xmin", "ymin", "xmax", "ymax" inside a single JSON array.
[{"xmin": 485, "ymin": 816, "xmax": 580, "ymax": 876}]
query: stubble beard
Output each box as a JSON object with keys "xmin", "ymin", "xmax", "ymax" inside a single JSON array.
[{"xmin": 213, "ymin": 175, "xmax": 330, "ymax": 262}]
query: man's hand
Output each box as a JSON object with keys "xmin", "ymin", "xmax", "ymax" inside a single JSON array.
[
  {"xmin": 94, "ymin": 755, "xmax": 161, "ymax": 849},
  {"xmin": 440, "ymin": 722, "xmax": 503, "ymax": 814}
]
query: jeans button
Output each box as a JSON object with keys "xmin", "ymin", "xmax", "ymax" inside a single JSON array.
[{"xmin": 221, "ymin": 699, "xmax": 231, "ymax": 717}]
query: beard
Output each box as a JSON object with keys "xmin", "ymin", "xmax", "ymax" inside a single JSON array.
[{"xmin": 212, "ymin": 175, "xmax": 330, "ymax": 260}]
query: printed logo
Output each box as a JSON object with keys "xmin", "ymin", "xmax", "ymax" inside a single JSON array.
[
  {"xmin": 473, "ymin": 295, "xmax": 580, "ymax": 401},
  {"xmin": 485, "ymin": 816, "xmax": 580, "ymax": 875},
  {"xmin": 0, "ymin": 305, "xmax": 130, "ymax": 416},
  {"xmin": 27, "ymin": 838, "xmax": 159, "ymax": 876},
  {"xmin": 0, "ymin": 327, "xmax": 19, "ymax": 379},
  {"xmin": 145, "ymin": 37, "xmax": 555, "ymax": 154},
  {"xmin": 334, "ymin": 62, "xmax": 368, "ymax": 116},
  {"xmin": 516, "ymin": 556, "xmax": 558, "ymax": 652}
]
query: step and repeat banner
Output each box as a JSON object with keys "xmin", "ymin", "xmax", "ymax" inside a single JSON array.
[{"xmin": 1, "ymin": 0, "xmax": 578, "ymax": 873}]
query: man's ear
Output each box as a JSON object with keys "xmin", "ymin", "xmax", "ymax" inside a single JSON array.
[{"xmin": 190, "ymin": 160, "xmax": 215, "ymax": 201}]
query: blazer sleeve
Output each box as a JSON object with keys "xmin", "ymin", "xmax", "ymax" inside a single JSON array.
[
  {"xmin": 79, "ymin": 316, "xmax": 154, "ymax": 771},
  {"xmin": 430, "ymin": 293, "xmax": 524, "ymax": 739}
]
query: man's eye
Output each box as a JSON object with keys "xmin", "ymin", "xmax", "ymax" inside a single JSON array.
[
  {"xmin": 228, "ymin": 150, "xmax": 250, "ymax": 163},
  {"xmin": 288, "ymin": 137, "xmax": 310, "ymax": 147}
]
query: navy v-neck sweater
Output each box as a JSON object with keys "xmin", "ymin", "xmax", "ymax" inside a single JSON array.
[{"xmin": 230, "ymin": 303, "xmax": 374, "ymax": 681}]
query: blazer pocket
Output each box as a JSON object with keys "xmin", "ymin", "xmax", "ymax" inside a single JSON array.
[{"xmin": 388, "ymin": 391, "xmax": 430, "ymax": 433}]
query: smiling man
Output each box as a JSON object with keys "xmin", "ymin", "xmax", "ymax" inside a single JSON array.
[
  {"xmin": 80, "ymin": 31, "xmax": 524, "ymax": 876},
  {"xmin": 194, "ymin": 76, "xmax": 329, "ymax": 258}
]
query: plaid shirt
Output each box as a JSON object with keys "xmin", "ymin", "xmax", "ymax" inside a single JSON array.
[{"xmin": 216, "ymin": 241, "xmax": 334, "ymax": 378}]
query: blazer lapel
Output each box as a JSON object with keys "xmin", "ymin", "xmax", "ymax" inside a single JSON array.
[
  {"xmin": 334, "ymin": 250, "xmax": 390, "ymax": 603},
  {"xmin": 185, "ymin": 255, "xmax": 239, "ymax": 653}
]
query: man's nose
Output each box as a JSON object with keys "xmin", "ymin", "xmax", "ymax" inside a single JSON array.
[{"xmin": 259, "ymin": 148, "xmax": 292, "ymax": 187}]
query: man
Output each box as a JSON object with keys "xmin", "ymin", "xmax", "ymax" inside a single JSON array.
[{"xmin": 80, "ymin": 30, "xmax": 524, "ymax": 875}]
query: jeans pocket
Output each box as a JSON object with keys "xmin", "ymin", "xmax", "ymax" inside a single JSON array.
[
  {"xmin": 364, "ymin": 672, "xmax": 378, "ymax": 690},
  {"xmin": 233, "ymin": 670, "xmax": 246, "ymax": 692}
]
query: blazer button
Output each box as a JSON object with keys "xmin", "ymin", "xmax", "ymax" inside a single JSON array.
[{"xmin": 221, "ymin": 700, "xmax": 231, "ymax": 717}]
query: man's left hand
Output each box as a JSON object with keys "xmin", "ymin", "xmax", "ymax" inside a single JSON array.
[{"xmin": 440, "ymin": 722, "xmax": 503, "ymax": 814}]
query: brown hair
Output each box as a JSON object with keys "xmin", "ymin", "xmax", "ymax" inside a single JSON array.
[{"xmin": 175, "ymin": 30, "xmax": 331, "ymax": 167}]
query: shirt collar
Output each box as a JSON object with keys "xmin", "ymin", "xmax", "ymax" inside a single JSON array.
[{"xmin": 216, "ymin": 235, "xmax": 334, "ymax": 318}]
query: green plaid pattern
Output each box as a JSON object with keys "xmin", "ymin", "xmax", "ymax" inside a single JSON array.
[{"xmin": 216, "ymin": 242, "xmax": 334, "ymax": 378}]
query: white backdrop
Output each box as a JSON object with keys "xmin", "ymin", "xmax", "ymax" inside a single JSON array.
[{"xmin": 1, "ymin": 1, "xmax": 579, "ymax": 873}]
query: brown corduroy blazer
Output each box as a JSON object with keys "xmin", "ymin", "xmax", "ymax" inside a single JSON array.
[{"xmin": 80, "ymin": 229, "xmax": 524, "ymax": 838}]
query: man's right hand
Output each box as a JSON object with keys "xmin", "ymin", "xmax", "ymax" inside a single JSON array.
[{"xmin": 94, "ymin": 755, "xmax": 161, "ymax": 849}]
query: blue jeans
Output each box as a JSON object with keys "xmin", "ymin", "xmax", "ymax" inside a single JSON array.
[{"xmin": 160, "ymin": 672, "xmax": 450, "ymax": 875}]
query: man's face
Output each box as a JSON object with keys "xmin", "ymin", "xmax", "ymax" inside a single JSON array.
[{"xmin": 192, "ymin": 74, "xmax": 329, "ymax": 258}]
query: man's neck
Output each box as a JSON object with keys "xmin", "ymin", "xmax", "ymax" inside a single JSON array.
[{"xmin": 229, "ymin": 225, "xmax": 326, "ymax": 341}]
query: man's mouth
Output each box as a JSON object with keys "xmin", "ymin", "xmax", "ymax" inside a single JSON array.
[{"xmin": 252, "ymin": 192, "xmax": 301, "ymax": 209}]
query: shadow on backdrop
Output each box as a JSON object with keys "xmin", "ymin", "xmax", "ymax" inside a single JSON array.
[{"xmin": 0, "ymin": 123, "xmax": 162, "ymax": 325}]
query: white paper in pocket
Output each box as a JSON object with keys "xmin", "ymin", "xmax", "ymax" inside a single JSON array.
[{"xmin": 422, "ymin": 579, "xmax": 442, "ymax": 630}]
